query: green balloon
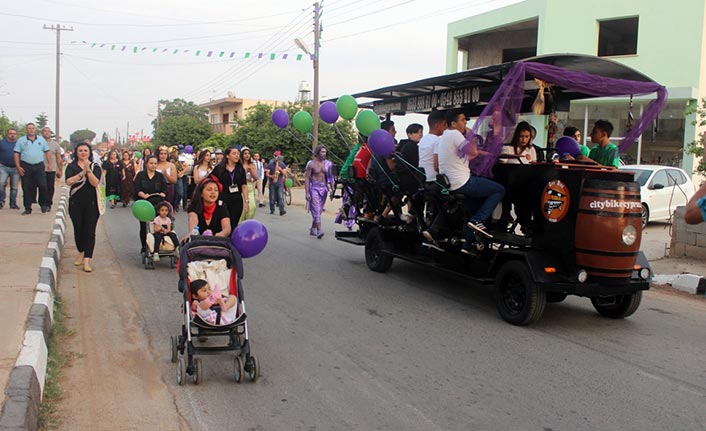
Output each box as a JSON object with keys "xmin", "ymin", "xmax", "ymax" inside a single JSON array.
[
  {"xmin": 293, "ymin": 111, "xmax": 313, "ymax": 133},
  {"xmin": 134, "ymin": 151, "xmax": 142, "ymax": 159},
  {"xmin": 284, "ymin": 178, "xmax": 293, "ymax": 188},
  {"xmin": 132, "ymin": 200, "xmax": 155, "ymax": 222},
  {"xmin": 355, "ymin": 110, "xmax": 381, "ymax": 136},
  {"xmin": 336, "ymin": 95, "xmax": 358, "ymax": 120}
]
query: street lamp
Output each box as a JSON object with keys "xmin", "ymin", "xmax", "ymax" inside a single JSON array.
[{"xmin": 295, "ymin": 33, "xmax": 319, "ymax": 151}]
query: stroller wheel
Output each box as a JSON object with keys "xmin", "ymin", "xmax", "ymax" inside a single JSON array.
[
  {"xmin": 176, "ymin": 358, "xmax": 186, "ymax": 386},
  {"xmin": 170, "ymin": 336, "xmax": 178, "ymax": 363},
  {"xmin": 233, "ymin": 356, "xmax": 244, "ymax": 383},
  {"xmin": 246, "ymin": 355, "xmax": 260, "ymax": 382},
  {"xmin": 144, "ymin": 257, "xmax": 154, "ymax": 270},
  {"xmin": 192, "ymin": 358, "xmax": 203, "ymax": 385}
]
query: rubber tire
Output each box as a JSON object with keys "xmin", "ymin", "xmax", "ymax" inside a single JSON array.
[
  {"xmin": 170, "ymin": 336, "xmax": 178, "ymax": 363},
  {"xmin": 246, "ymin": 355, "xmax": 260, "ymax": 382},
  {"xmin": 590, "ymin": 291, "xmax": 642, "ymax": 319},
  {"xmin": 285, "ymin": 189, "xmax": 292, "ymax": 206},
  {"xmin": 641, "ymin": 203, "xmax": 649, "ymax": 229},
  {"xmin": 234, "ymin": 356, "xmax": 244, "ymax": 383},
  {"xmin": 495, "ymin": 260, "xmax": 546, "ymax": 326},
  {"xmin": 177, "ymin": 358, "xmax": 186, "ymax": 386},
  {"xmin": 192, "ymin": 358, "xmax": 203, "ymax": 385},
  {"xmin": 364, "ymin": 227, "xmax": 393, "ymax": 273},
  {"xmin": 546, "ymin": 292, "xmax": 568, "ymax": 303}
]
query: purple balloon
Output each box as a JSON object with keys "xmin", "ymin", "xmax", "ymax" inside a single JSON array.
[
  {"xmin": 555, "ymin": 136, "xmax": 581, "ymax": 158},
  {"xmin": 319, "ymin": 101, "xmax": 339, "ymax": 124},
  {"xmin": 230, "ymin": 219, "xmax": 268, "ymax": 258},
  {"xmin": 184, "ymin": 145, "xmax": 194, "ymax": 154},
  {"xmin": 272, "ymin": 109, "xmax": 289, "ymax": 129},
  {"xmin": 368, "ymin": 129, "xmax": 395, "ymax": 157}
]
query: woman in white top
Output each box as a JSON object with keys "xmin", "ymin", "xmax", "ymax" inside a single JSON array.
[
  {"xmin": 155, "ymin": 146, "xmax": 178, "ymax": 205},
  {"xmin": 193, "ymin": 149, "xmax": 212, "ymax": 184},
  {"xmin": 500, "ymin": 121, "xmax": 537, "ymax": 165}
]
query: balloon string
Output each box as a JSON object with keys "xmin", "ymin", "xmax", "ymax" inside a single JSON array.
[
  {"xmin": 394, "ymin": 151, "xmax": 448, "ymax": 193},
  {"xmin": 333, "ymin": 123, "xmax": 352, "ymax": 151},
  {"xmin": 368, "ymin": 152, "xmax": 399, "ymax": 190}
]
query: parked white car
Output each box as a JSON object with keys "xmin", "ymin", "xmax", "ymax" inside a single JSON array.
[{"xmin": 619, "ymin": 164, "xmax": 696, "ymax": 227}]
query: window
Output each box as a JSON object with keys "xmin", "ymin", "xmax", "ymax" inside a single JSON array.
[
  {"xmin": 210, "ymin": 114, "xmax": 218, "ymax": 124},
  {"xmin": 667, "ymin": 169, "xmax": 686, "ymax": 186},
  {"xmin": 650, "ymin": 170, "xmax": 668, "ymax": 188},
  {"xmin": 598, "ymin": 17, "xmax": 638, "ymax": 57}
]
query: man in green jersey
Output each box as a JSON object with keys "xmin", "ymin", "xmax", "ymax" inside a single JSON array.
[{"xmin": 588, "ymin": 120, "xmax": 620, "ymax": 168}]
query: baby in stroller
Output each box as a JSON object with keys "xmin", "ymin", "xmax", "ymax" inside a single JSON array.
[
  {"xmin": 190, "ymin": 279, "xmax": 237, "ymax": 325},
  {"xmin": 143, "ymin": 201, "xmax": 179, "ymax": 269}
]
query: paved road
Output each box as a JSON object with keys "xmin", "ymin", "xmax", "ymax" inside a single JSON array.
[{"xmin": 100, "ymin": 203, "xmax": 706, "ymax": 431}]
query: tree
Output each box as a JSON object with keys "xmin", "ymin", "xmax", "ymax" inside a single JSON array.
[
  {"xmin": 686, "ymin": 98, "xmax": 706, "ymax": 176},
  {"xmin": 154, "ymin": 115, "xmax": 212, "ymax": 147},
  {"xmin": 201, "ymin": 133, "xmax": 233, "ymax": 150},
  {"xmin": 35, "ymin": 112, "xmax": 49, "ymax": 129},
  {"xmin": 152, "ymin": 98, "xmax": 208, "ymax": 130},
  {"xmin": 69, "ymin": 129, "xmax": 97, "ymax": 145},
  {"xmin": 0, "ymin": 111, "xmax": 22, "ymax": 137}
]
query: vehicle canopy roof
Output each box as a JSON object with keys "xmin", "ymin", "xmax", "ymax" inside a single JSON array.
[{"xmin": 349, "ymin": 54, "xmax": 667, "ymax": 177}]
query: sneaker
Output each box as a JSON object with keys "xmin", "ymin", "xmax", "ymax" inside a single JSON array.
[
  {"xmin": 153, "ymin": 253, "xmax": 160, "ymax": 262},
  {"xmin": 280, "ymin": 210, "xmax": 287, "ymax": 216},
  {"xmin": 317, "ymin": 230, "xmax": 324, "ymax": 239},
  {"xmin": 10, "ymin": 204, "xmax": 20, "ymax": 210},
  {"xmin": 310, "ymin": 228, "xmax": 317, "ymax": 236},
  {"xmin": 21, "ymin": 210, "xmax": 31, "ymax": 215},
  {"xmin": 467, "ymin": 221, "xmax": 493, "ymax": 238},
  {"xmin": 460, "ymin": 246, "xmax": 477, "ymax": 256},
  {"xmin": 41, "ymin": 206, "xmax": 50, "ymax": 213}
]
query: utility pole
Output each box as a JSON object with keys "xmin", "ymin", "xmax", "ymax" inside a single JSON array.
[
  {"xmin": 43, "ymin": 24, "xmax": 73, "ymax": 142},
  {"xmin": 312, "ymin": 2, "xmax": 321, "ymax": 151}
]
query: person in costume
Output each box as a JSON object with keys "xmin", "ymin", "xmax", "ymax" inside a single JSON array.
[{"xmin": 305, "ymin": 145, "xmax": 334, "ymax": 238}]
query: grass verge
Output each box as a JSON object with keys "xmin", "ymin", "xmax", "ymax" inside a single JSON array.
[{"xmin": 38, "ymin": 295, "xmax": 77, "ymax": 430}]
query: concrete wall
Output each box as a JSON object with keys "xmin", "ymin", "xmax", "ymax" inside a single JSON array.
[
  {"xmin": 670, "ymin": 206, "xmax": 706, "ymax": 259},
  {"xmin": 461, "ymin": 28, "xmax": 537, "ymax": 69}
]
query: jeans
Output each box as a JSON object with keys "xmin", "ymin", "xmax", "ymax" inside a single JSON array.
[
  {"xmin": 174, "ymin": 177, "xmax": 184, "ymax": 210},
  {"xmin": 0, "ymin": 164, "xmax": 19, "ymax": 206},
  {"xmin": 453, "ymin": 176, "xmax": 505, "ymax": 244},
  {"xmin": 179, "ymin": 176, "xmax": 189, "ymax": 209},
  {"xmin": 269, "ymin": 182, "xmax": 285, "ymax": 214},
  {"xmin": 20, "ymin": 161, "xmax": 48, "ymax": 212}
]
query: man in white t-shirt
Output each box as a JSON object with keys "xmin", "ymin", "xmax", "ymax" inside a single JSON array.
[
  {"xmin": 435, "ymin": 109, "xmax": 504, "ymax": 254},
  {"xmin": 417, "ymin": 110, "xmax": 446, "ymax": 182}
]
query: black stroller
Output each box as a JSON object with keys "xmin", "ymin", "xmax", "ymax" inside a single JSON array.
[{"xmin": 171, "ymin": 236, "xmax": 259, "ymax": 385}]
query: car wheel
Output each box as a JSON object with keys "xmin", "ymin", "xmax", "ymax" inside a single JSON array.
[{"xmin": 641, "ymin": 203, "xmax": 649, "ymax": 229}]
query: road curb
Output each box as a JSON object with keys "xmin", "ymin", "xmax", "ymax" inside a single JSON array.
[{"xmin": 0, "ymin": 192, "xmax": 67, "ymax": 431}]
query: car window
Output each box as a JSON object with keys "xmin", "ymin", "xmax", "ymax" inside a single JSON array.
[
  {"xmin": 667, "ymin": 169, "xmax": 686, "ymax": 185},
  {"xmin": 650, "ymin": 170, "xmax": 669, "ymax": 188},
  {"xmin": 624, "ymin": 169, "xmax": 651, "ymax": 186}
]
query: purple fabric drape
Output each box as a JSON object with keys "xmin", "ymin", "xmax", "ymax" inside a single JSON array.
[{"xmin": 464, "ymin": 62, "xmax": 668, "ymax": 177}]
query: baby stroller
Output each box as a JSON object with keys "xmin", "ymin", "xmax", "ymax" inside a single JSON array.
[
  {"xmin": 171, "ymin": 236, "xmax": 259, "ymax": 385},
  {"xmin": 142, "ymin": 201, "xmax": 179, "ymax": 269}
]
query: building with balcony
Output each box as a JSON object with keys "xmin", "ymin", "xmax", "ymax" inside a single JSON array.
[
  {"xmin": 200, "ymin": 95, "xmax": 289, "ymax": 135},
  {"xmin": 446, "ymin": 0, "xmax": 706, "ymax": 175}
]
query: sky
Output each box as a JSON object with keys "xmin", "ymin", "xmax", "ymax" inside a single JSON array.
[{"xmin": 0, "ymin": 0, "xmax": 521, "ymax": 142}]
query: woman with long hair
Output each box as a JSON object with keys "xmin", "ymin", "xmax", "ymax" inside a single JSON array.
[
  {"xmin": 155, "ymin": 146, "xmax": 178, "ymax": 207},
  {"xmin": 210, "ymin": 147, "xmax": 247, "ymax": 231},
  {"xmin": 193, "ymin": 149, "xmax": 212, "ymax": 184},
  {"xmin": 501, "ymin": 121, "xmax": 537, "ymax": 164},
  {"xmin": 65, "ymin": 142, "xmax": 102, "ymax": 272},
  {"xmin": 184, "ymin": 177, "xmax": 231, "ymax": 240},
  {"xmin": 239, "ymin": 146, "xmax": 258, "ymax": 221},
  {"xmin": 120, "ymin": 150, "xmax": 136, "ymax": 207},
  {"xmin": 134, "ymin": 155, "xmax": 167, "ymax": 253},
  {"xmin": 137, "ymin": 147, "xmax": 152, "ymax": 172},
  {"xmin": 102, "ymin": 149, "xmax": 124, "ymax": 208}
]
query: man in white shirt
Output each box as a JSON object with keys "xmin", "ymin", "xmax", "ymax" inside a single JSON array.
[
  {"xmin": 436, "ymin": 109, "xmax": 504, "ymax": 254},
  {"xmin": 418, "ymin": 110, "xmax": 446, "ymax": 182},
  {"xmin": 253, "ymin": 152, "xmax": 265, "ymax": 207}
]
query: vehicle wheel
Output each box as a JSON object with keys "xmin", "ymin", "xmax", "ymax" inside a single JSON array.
[
  {"xmin": 233, "ymin": 356, "xmax": 244, "ymax": 383},
  {"xmin": 177, "ymin": 358, "xmax": 186, "ymax": 386},
  {"xmin": 246, "ymin": 355, "xmax": 260, "ymax": 382},
  {"xmin": 590, "ymin": 291, "xmax": 642, "ymax": 319},
  {"xmin": 285, "ymin": 189, "xmax": 292, "ymax": 206},
  {"xmin": 641, "ymin": 203, "xmax": 649, "ymax": 229},
  {"xmin": 495, "ymin": 260, "xmax": 546, "ymax": 325},
  {"xmin": 364, "ymin": 227, "xmax": 393, "ymax": 273},
  {"xmin": 170, "ymin": 336, "xmax": 178, "ymax": 363},
  {"xmin": 546, "ymin": 292, "xmax": 567, "ymax": 303},
  {"xmin": 192, "ymin": 358, "xmax": 203, "ymax": 385}
]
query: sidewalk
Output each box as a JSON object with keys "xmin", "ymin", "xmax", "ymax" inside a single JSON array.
[{"xmin": 0, "ymin": 186, "xmax": 67, "ymax": 430}]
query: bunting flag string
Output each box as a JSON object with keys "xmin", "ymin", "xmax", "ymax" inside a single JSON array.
[{"xmin": 70, "ymin": 40, "xmax": 312, "ymax": 61}]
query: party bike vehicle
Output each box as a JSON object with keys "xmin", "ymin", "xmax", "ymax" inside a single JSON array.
[{"xmin": 335, "ymin": 54, "xmax": 667, "ymax": 325}]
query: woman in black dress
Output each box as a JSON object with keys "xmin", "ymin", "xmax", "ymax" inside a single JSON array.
[
  {"xmin": 65, "ymin": 142, "xmax": 102, "ymax": 273},
  {"xmin": 102, "ymin": 150, "xmax": 124, "ymax": 209},
  {"xmin": 134, "ymin": 155, "xmax": 167, "ymax": 253},
  {"xmin": 120, "ymin": 150, "xmax": 136, "ymax": 207},
  {"xmin": 209, "ymin": 147, "xmax": 248, "ymax": 232}
]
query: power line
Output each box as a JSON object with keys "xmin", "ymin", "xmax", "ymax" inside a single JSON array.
[{"xmin": 326, "ymin": 0, "xmax": 417, "ymax": 27}]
